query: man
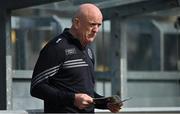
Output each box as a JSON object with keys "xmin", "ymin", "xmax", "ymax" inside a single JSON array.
[{"xmin": 30, "ymin": 3, "xmax": 122, "ymax": 113}]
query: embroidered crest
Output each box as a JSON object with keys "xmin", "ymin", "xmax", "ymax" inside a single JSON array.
[
  {"xmin": 88, "ymin": 48, "xmax": 93, "ymax": 59},
  {"xmin": 65, "ymin": 48, "xmax": 76, "ymax": 55}
]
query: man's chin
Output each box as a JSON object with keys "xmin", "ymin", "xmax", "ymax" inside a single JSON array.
[
  {"xmin": 84, "ymin": 37, "xmax": 95, "ymax": 44},
  {"xmin": 88, "ymin": 39, "xmax": 94, "ymax": 43}
]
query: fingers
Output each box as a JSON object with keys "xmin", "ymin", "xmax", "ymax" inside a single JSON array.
[
  {"xmin": 79, "ymin": 101, "xmax": 91, "ymax": 109},
  {"xmin": 74, "ymin": 93, "xmax": 93, "ymax": 109}
]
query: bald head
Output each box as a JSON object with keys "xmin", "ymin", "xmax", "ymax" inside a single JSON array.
[{"xmin": 73, "ymin": 3, "xmax": 103, "ymax": 23}]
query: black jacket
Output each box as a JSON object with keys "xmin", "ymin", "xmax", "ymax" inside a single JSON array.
[{"xmin": 30, "ymin": 28, "xmax": 105, "ymax": 113}]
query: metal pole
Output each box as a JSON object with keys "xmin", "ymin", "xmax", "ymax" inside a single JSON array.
[
  {"xmin": 0, "ymin": 9, "xmax": 7, "ymax": 110},
  {"xmin": 110, "ymin": 18, "xmax": 121, "ymax": 96}
]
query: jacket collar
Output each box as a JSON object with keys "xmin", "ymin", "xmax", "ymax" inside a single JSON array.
[{"xmin": 63, "ymin": 28, "xmax": 86, "ymax": 50}]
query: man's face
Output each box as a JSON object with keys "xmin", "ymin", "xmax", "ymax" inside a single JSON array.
[{"xmin": 77, "ymin": 13, "xmax": 102, "ymax": 45}]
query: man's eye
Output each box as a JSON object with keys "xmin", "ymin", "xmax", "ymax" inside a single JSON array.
[
  {"xmin": 90, "ymin": 23, "xmax": 96, "ymax": 26},
  {"xmin": 90, "ymin": 23, "xmax": 101, "ymax": 27}
]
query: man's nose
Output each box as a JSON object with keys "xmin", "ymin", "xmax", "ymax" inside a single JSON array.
[{"xmin": 93, "ymin": 25, "xmax": 99, "ymax": 33}]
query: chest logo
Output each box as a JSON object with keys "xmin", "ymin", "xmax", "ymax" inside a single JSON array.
[
  {"xmin": 65, "ymin": 48, "xmax": 76, "ymax": 55},
  {"xmin": 88, "ymin": 48, "xmax": 93, "ymax": 59}
]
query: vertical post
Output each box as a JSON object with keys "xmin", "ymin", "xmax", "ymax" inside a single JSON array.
[
  {"xmin": 6, "ymin": 10, "xmax": 12, "ymax": 110},
  {"xmin": 0, "ymin": 7, "xmax": 12, "ymax": 110},
  {"xmin": 110, "ymin": 18, "xmax": 121, "ymax": 96},
  {"xmin": 0, "ymin": 9, "xmax": 7, "ymax": 110},
  {"xmin": 120, "ymin": 22, "xmax": 128, "ymax": 101}
]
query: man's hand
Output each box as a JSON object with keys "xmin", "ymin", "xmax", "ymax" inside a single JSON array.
[{"xmin": 74, "ymin": 93, "xmax": 93, "ymax": 109}]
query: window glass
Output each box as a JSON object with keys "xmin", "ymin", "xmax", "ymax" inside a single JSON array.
[
  {"xmin": 164, "ymin": 34, "xmax": 180, "ymax": 71},
  {"xmin": 127, "ymin": 20, "xmax": 160, "ymax": 71}
]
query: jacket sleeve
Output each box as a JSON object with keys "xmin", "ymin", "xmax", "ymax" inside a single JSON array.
[{"xmin": 30, "ymin": 44, "xmax": 75, "ymax": 106}]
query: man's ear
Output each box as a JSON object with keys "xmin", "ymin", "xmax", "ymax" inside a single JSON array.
[{"xmin": 74, "ymin": 18, "xmax": 80, "ymax": 29}]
